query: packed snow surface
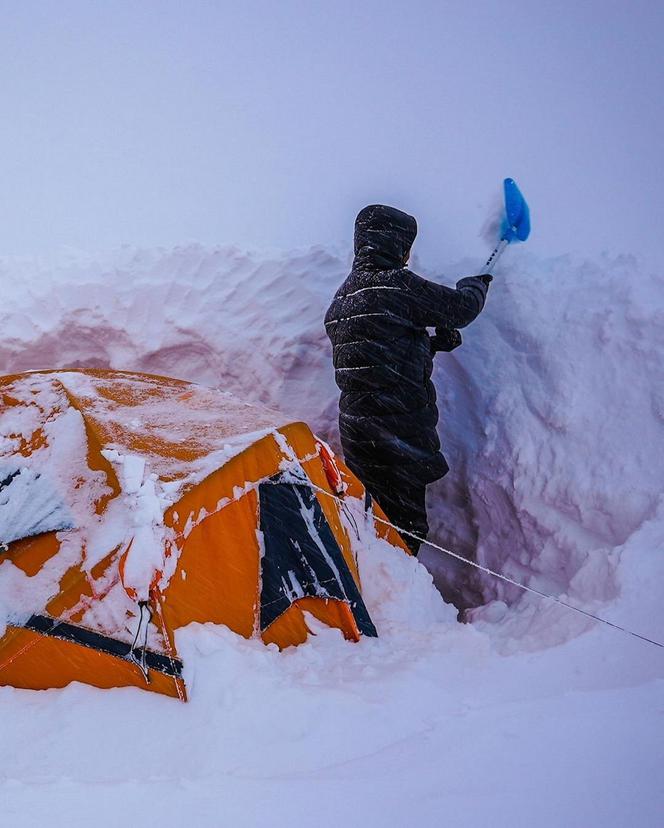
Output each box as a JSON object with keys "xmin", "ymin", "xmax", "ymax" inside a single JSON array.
[{"xmin": 1, "ymin": 244, "xmax": 663, "ymax": 826}]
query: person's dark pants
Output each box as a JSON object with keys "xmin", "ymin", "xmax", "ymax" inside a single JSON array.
[{"xmin": 360, "ymin": 469, "xmax": 429, "ymax": 556}]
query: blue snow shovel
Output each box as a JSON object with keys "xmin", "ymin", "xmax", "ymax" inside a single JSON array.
[{"xmin": 482, "ymin": 178, "xmax": 531, "ymax": 274}]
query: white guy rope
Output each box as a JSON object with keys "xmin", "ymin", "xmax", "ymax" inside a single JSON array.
[{"xmin": 307, "ymin": 478, "xmax": 664, "ymax": 651}]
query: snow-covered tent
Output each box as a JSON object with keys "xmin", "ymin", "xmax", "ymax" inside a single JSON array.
[{"xmin": 0, "ymin": 369, "xmax": 405, "ymax": 701}]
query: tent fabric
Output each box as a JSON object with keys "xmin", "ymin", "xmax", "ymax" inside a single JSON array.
[
  {"xmin": 258, "ymin": 474, "xmax": 377, "ymax": 637},
  {"xmin": 0, "ymin": 369, "xmax": 406, "ymax": 700}
]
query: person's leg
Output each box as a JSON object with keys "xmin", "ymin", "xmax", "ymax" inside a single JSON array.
[
  {"xmin": 402, "ymin": 483, "xmax": 428, "ymax": 555},
  {"xmin": 362, "ymin": 470, "xmax": 429, "ymax": 556}
]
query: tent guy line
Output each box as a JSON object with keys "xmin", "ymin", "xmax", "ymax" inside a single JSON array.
[
  {"xmin": 306, "ymin": 479, "xmax": 664, "ymax": 651},
  {"xmin": 271, "ymin": 429, "xmax": 664, "ymax": 650}
]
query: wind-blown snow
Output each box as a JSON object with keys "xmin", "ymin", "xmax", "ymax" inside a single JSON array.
[
  {"xmin": 1, "ymin": 244, "xmax": 662, "ymax": 826},
  {"xmin": 0, "ymin": 467, "xmax": 73, "ymax": 547}
]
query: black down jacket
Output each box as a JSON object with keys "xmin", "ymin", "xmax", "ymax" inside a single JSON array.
[{"xmin": 325, "ymin": 204, "xmax": 491, "ymax": 485}]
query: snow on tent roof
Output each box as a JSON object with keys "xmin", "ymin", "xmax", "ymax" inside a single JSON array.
[
  {"xmin": 0, "ymin": 369, "xmax": 392, "ymax": 700},
  {"xmin": 0, "ymin": 368, "xmax": 287, "ymax": 559},
  {"xmin": 7, "ymin": 368, "xmax": 287, "ymax": 479}
]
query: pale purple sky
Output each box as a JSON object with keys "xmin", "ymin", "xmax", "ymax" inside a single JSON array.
[{"xmin": 1, "ymin": 0, "xmax": 662, "ymax": 269}]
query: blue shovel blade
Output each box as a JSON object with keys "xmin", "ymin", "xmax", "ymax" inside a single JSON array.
[{"xmin": 500, "ymin": 178, "xmax": 531, "ymax": 242}]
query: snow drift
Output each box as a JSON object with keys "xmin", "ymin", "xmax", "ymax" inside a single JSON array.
[
  {"xmin": 2, "ymin": 245, "xmax": 662, "ymax": 639},
  {"xmin": 1, "ymin": 244, "xmax": 663, "ymax": 827}
]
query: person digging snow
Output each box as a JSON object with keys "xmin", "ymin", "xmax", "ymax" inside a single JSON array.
[{"xmin": 325, "ymin": 204, "xmax": 491, "ymax": 556}]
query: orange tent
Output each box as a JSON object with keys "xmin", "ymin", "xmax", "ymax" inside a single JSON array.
[{"xmin": 0, "ymin": 369, "xmax": 406, "ymax": 701}]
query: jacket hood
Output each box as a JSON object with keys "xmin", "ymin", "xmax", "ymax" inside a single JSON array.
[{"xmin": 353, "ymin": 204, "xmax": 418, "ymax": 270}]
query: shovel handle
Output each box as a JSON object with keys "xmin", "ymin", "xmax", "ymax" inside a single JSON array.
[{"xmin": 483, "ymin": 239, "xmax": 508, "ymax": 275}]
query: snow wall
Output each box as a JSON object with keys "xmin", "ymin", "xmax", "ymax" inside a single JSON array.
[{"xmin": 2, "ymin": 244, "xmax": 663, "ymax": 648}]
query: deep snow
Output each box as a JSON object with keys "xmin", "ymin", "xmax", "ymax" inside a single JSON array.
[{"xmin": 1, "ymin": 244, "xmax": 663, "ymax": 826}]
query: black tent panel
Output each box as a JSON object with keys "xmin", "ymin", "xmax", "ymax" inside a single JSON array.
[
  {"xmin": 258, "ymin": 475, "xmax": 377, "ymax": 637},
  {"xmin": 22, "ymin": 614, "xmax": 183, "ymax": 678}
]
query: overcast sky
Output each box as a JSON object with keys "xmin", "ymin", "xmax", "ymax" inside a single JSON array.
[{"xmin": 1, "ymin": 0, "xmax": 662, "ymax": 270}]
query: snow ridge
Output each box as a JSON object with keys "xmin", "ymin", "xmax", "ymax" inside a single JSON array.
[
  {"xmin": 1, "ymin": 245, "xmax": 663, "ymax": 649},
  {"xmin": 1, "ymin": 244, "xmax": 663, "ymax": 827}
]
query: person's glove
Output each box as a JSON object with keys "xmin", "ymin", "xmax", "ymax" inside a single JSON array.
[{"xmin": 430, "ymin": 327, "xmax": 462, "ymax": 354}]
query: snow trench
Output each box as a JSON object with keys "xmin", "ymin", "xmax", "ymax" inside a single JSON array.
[{"xmin": 1, "ymin": 244, "xmax": 662, "ymax": 649}]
